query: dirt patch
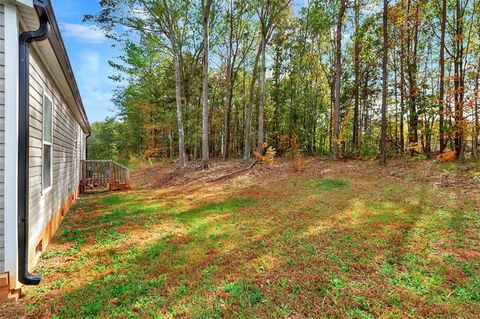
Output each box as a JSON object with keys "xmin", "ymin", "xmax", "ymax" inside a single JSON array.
[
  {"xmin": 132, "ymin": 158, "xmax": 479, "ymax": 193},
  {"xmin": 0, "ymin": 300, "xmax": 26, "ymax": 319},
  {"xmin": 453, "ymin": 248, "xmax": 480, "ymax": 262}
]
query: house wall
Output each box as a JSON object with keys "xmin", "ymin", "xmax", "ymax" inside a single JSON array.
[
  {"xmin": 0, "ymin": 4, "xmax": 6, "ymax": 274},
  {"xmin": 26, "ymin": 49, "xmax": 87, "ymax": 267}
]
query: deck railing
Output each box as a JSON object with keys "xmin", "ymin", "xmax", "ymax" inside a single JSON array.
[{"xmin": 80, "ymin": 160, "xmax": 130, "ymax": 194}]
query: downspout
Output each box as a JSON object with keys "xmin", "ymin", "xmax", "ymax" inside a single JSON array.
[
  {"xmin": 85, "ymin": 133, "xmax": 91, "ymax": 160},
  {"xmin": 18, "ymin": 2, "xmax": 51, "ymax": 285}
]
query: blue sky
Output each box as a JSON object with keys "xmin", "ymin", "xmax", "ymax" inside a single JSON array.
[{"xmin": 51, "ymin": 0, "xmax": 119, "ymax": 123}]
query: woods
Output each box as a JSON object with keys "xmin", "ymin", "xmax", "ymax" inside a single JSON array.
[{"xmin": 86, "ymin": 0, "xmax": 480, "ymax": 165}]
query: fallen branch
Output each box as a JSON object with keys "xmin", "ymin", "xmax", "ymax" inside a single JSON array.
[{"xmin": 209, "ymin": 159, "xmax": 258, "ymax": 182}]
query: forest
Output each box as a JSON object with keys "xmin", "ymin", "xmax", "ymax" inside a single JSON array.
[{"xmin": 85, "ymin": 0, "xmax": 480, "ymax": 167}]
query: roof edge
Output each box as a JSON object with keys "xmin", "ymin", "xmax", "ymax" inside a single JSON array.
[{"xmin": 36, "ymin": 0, "xmax": 91, "ymax": 133}]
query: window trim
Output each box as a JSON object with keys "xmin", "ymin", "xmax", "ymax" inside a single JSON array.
[{"xmin": 42, "ymin": 92, "xmax": 54, "ymax": 194}]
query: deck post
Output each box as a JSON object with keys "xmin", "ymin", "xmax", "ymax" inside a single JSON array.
[
  {"xmin": 109, "ymin": 160, "xmax": 113, "ymax": 191},
  {"xmin": 80, "ymin": 160, "xmax": 85, "ymax": 194}
]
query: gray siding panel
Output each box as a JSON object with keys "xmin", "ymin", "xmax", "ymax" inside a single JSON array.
[
  {"xmin": 0, "ymin": 4, "xmax": 5, "ymax": 272},
  {"xmin": 28, "ymin": 53, "xmax": 86, "ymax": 251}
]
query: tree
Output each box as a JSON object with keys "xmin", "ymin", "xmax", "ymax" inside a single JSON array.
[
  {"xmin": 439, "ymin": 0, "xmax": 447, "ymax": 153},
  {"xmin": 201, "ymin": 0, "xmax": 214, "ymax": 168},
  {"xmin": 380, "ymin": 0, "xmax": 388, "ymax": 165},
  {"xmin": 406, "ymin": 0, "xmax": 420, "ymax": 156},
  {"xmin": 353, "ymin": 0, "xmax": 361, "ymax": 154},
  {"xmin": 243, "ymin": 43, "xmax": 262, "ymax": 160},
  {"xmin": 222, "ymin": 0, "xmax": 252, "ymax": 160},
  {"xmin": 243, "ymin": 0, "xmax": 291, "ymax": 160},
  {"xmin": 333, "ymin": 0, "xmax": 346, "ymax": 160},
  {"xmin": 474, "ymin": 20, "xmax": 480, "ymax": 159},
  {"xmin": 88, "ymin": 118, "xmax": 126, "ymax": 161},
  {"xmin": 86, "ymin": 0, "xmax": 190, "ymax": 168},
  {"xmin": 86, "ymin": 0, "xmax": 480, "ymax": 164}
]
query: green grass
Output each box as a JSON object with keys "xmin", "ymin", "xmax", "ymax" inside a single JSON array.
[
  {"xmin": 434, "ymin": 161, "xmax": 480, "ymax": 172},
  {"xmin": 24, "ymin": 168, "xmax": 480, "ymax": 319},
  {"xmin": 224, "ymin": 280, "xmax": 265, "ymax": 306},
  {"xmin": 305, "ymin": 178, "xmax": 349, "ymax": 190}
]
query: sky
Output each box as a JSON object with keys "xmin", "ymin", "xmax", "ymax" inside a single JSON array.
[{"xmin": 51, "ymin": 0, "xmax": 119, "ymax": 123}]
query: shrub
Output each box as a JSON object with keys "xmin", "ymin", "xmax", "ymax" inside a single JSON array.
[
  {"xmin": 290, "ymin": 154, "xmax": 307, "ymax": 172},
  {"xmin": 254, "ymin": 143, "xmax": 276, "ymax": 166},
  {"xmin": 437, "ymin": 150, "xmax": 457, "ymax": 162}
]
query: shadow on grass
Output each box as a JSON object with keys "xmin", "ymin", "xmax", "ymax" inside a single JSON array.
[{"xmin": 27, "ymin": 177, "xmax": 480, "ymax": 318}]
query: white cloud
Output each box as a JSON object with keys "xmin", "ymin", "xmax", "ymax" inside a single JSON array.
[
  {"xmin": 77, "ymin": 50, "xmax": 116, "ymax": 119},
  {"xmin": 81, "ymin": 50, "xmax": 101, "ymax": 72},
  {"xmin": 61, "ymin": 23, "xmax": 106, "ymax": 44}
]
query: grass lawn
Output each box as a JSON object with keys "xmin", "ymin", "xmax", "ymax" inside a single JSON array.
[{"xmin": 19, "ymin": 159, "xmax": 480, "ymax": 318}]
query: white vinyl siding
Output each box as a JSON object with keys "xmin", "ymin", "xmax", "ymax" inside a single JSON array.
[
  {"xmin": 28, "ymin": 50, "xmax": 87, "ymax": 252},
  {"xmin": 0, "ymin": 4, "xmax": 5, "ymax": 273}
]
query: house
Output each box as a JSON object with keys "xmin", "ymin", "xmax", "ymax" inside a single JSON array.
[{"xmin": 0, "ymin": 0, "xmax": 90, "ymax": 301}]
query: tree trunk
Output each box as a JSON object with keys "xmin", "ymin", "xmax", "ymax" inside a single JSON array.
[
  {"xmin": 393, "ymin": 48, "xmax": 399, "ymax": 151},
  {"xmin": 399, "ymin": 8, "xmax": 405, "ymax": 154},
  {"xmin": 173, "ymin": 45, "xmax": 187, "ymax": 169},
  {"xmin": 474, "ymin": 67, "xmax": 479, "ymax": 159},
  {"xmin": 407, "ymin": 0, "xmax": 419, "ymax": 156},
  {"xmin": 439, "ymin": 0, "xmax": 446, "ymax": 153},
  {"xmin": 453, "ymin": 0, "xmax": 463, "ymax": 159},
  {"xmin": 257, "ymin": 33, "xmax": 267, "ymax": 153},
  {"xmin": 474, "ymin": 27, "xmax": 480, "ymax": 160},
  {"xmin": 361, "ymin": 71, "xmax": 369, "ymax": 145},
  {"xmin": 329, "ymin": 74, "xmax": 334, "ymax": 153},
  {"xmin": 333, "ymin": 1, "xmax": 346, "ymax": 160},
  {"xmin": 273, "ymin": 43, "xmax": 281, "ymax": 150},
  {"xmin": 223, "ymin": 59, "xmax": 233, "ymax": 160},
  {"xmin": 243, "ymin": 43, "xmax": 262, "ymax": 160},
  {"xmin": 353, "ymin": 0, "xmax": 360, "ymax": 155},
  {"xmin": 223, "ymin": 1, "xmax": 234, "ymax": 160},
  {"xmin": 201, "ymin": 0, "xmax": 212, "ymax": 168},
  {"xmin": 380, "ymin": 0, "xmax": 388, "ymax": 166}
]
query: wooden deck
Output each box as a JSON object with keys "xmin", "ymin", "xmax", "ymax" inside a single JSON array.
[{"xmin": 80, "ymin": 160, "xmax": 130, "ymax": 194}]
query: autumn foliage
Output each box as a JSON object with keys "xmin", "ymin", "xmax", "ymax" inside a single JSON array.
[
  {"xmin": 254, "ymin": 143, "xmax": 276, "ymax": 166},
  {"xmin": 437, "ymin": 151, "xmax": 457, "ymax": 162},
  {"xmin": 283, "ymin": 134, "xmax": 306, "ymax": 172}
]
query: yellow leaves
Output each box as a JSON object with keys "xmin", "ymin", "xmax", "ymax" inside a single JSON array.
[
  {"xmin": 254, "ymin": 143, "xmax": 276, "ymax": 166},
  {"xmin": 409, "ymin": 142, "xmax": 422, "ymax": 154}
]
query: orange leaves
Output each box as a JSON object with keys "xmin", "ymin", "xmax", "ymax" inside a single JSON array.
[
  {"xmin": 143, "ymin": 147, "xmax": 157, "ymax": 160},
  {"xmin": 437, "ymin": 150, "xmax": 457, "ymax": 162},
  {"xmin": 278, "ymin": 133, "xmax": 302, "ymax": 157},
  {"xmin": 290, "ymin": 153, "xmax": 306, "ymax": 172},
  {"xmin": 282, "ymin": 134, "xmax": 306, "ymax": 172}
]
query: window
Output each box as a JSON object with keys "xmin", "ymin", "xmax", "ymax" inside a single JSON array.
[{"xmin": 43, "ymin": 94, "xmax": 53, "ymax": 192}]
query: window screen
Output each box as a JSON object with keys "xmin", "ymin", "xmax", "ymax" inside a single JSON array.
[
  {"xmin": 43, "ymin": 94, "xmax": 53, "ymax": 191},
  {"xmin": 43, "ymin": 145, "xmax": 52, "ymax": 190},
  {"xmin": 43, "ymin": 96, "xmax": 53, "ymax": 143}
]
